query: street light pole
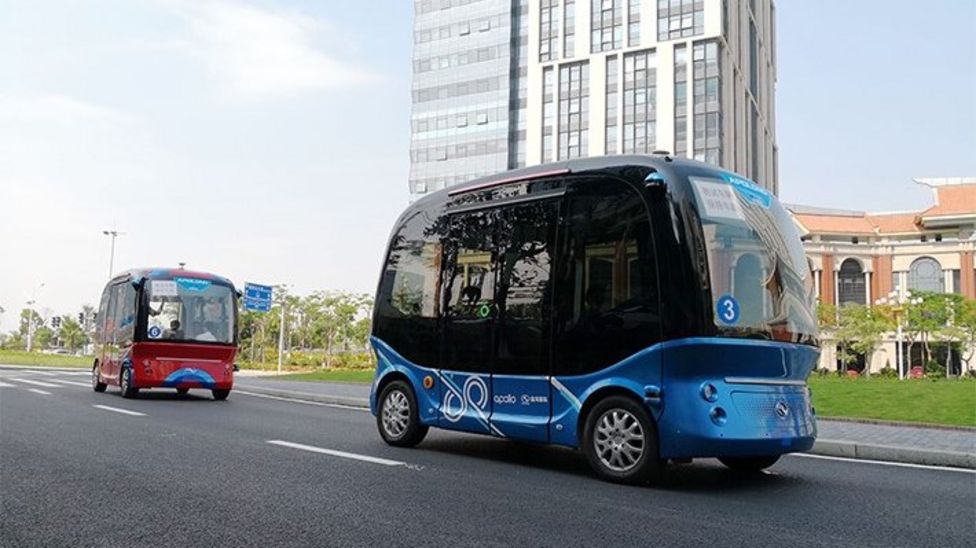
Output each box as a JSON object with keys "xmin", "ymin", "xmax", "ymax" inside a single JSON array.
[
  {"xmin": 276, "ymin": 285, "xmax": 289, "ymax": 374},
  {"xmin": 25, "ymin": 282, "xmax": 45, "ymax": 352},
  {"xmin": 103, "ymin": 230, "xmax": 123, "ymax": 278}
]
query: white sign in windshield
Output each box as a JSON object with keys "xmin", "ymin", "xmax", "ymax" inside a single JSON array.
[
  {"xmin": 150, "ymin": 280, "xmax": 178, "ymax": 297},
  {"xmin": 692, "ymin": 179, "xmax": 745, "ymax": 221}
]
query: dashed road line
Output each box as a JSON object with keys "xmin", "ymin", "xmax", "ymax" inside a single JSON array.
[
  {"xmin": 93, "ymin": 405, "xmax": 146, "ymax": 417},
  {"xmin": 266, "ymin": 440, "xmax": 408, "ymax": 467},
  {"xmin": 50, "ymin": 379, "xmax": 92, "ymax": 388},
  {"xmin": 0, "ymin": 382, "xmax": 14, "ymax": 388},
  {"xmin": 28, "ymin": 388, "xmax": 52, "ymax": 396},
  {"xmin": 10, "ymin": 378, "xmax": 60, "ymax": 388}
]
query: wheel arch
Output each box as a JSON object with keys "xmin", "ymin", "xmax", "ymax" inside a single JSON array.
[{"xmin": 576, "ymin": 384, "xmax": 655, "ymax": 447}]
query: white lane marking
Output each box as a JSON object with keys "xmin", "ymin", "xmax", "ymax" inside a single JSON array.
[
  {"xmin": 28, "ymin": 388, "xmax": 52, "ymax": 396},
  {"xmin": 0, "ymin": 382, "xmax": 14, "ymax": 388},
  {"xmin": 26, "ymin": 370, "xmax": 56, "ymax": 376},
  {"xmin": 61, "ymin": 371, "xmax": 90, "ymax": 376},
  {"xmin": 789, "ymin": 452, "xmax": 976, "ymax": 474},
  {"xmin": 235, "ymin": 390, "xmax": 367, "ymax": 412},
  {"xmin": 50, "ymin": 379, "xmax": 92, "ymax": 388},
  {"xmin": 93, "ymin": 405, "xmax": 146, "ymax": 417},
  {"xmin": 266, "ymin": 440, "xmax": 406, "ymax": 467},
  {"xmin": 10, "ymin": 378, "xmax": 60, "ymax": 388}
]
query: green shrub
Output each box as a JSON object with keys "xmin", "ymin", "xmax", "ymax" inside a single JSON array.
[{"xmin": 877, "ymin": 367, "xmax": 898, "ymax": 379}]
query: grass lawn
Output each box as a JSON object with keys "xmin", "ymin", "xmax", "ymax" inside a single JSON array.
[
  {"xmin": 270, "ymin": 369, "xmax": 375, "ymax": 384},
  {"xmin": 808, "ymin": 376, "xmax": 976, "ymax": 428},
  {"xmin": 0, "ymin": 349, "xmax": 91, "ymax": 368}
]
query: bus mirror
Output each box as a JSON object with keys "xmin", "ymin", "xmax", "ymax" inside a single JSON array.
[{"xmin": 644, "ymin": 172, "xmax": 667, "ymax": 189}]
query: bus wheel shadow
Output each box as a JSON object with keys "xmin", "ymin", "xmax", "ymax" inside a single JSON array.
[{"xmin": 419, "ymin": 436, "xmax": 802, "ymax": 492}]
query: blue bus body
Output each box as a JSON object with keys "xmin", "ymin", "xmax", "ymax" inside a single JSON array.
[{"xmin": 370, "ymin": 156, "xmax": 819, "ymax": 478}]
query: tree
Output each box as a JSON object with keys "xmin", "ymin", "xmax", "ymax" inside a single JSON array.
[
  {"xmin": 833, "ymin": 303, "xmax": 893, "ymax": 375},
  {"xmin": 59, "ymin": 316, "xmax": 87, "ymax": 352}
]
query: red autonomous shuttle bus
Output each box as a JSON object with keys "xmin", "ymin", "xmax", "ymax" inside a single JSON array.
[{"xmin": 92, "ymin": 268, "xmax": 239, "ymax": 400}]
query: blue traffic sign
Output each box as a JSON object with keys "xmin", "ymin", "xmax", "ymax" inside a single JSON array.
[{"xmin": 243, "ymin": 283, "xmax": 273, "ymax": 312}]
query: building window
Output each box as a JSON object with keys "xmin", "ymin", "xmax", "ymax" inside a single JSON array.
[
  {"xmin": 908, "ymin": 257, "xmax": 944, "ymax": 293},
  {"xmin": 952, "ymin": 269, "xmax": 961, "ymax": 294},
  {"xmin": 563, "ymin": 0, "xmax": 576, "ymax": 58},
  {"xmin": 673, "ymin": 44, "xmax": 688, "ymax": 156},
  {"xmin": 693, "ymin": 41, "xmax": 721, "ymax": 165},
  {"xmin": 591, "ymin": 0, "xmax": 623, "ymax": 53},
  {"xmin": 542, "ymin": 66, "xmax": 555, "ymax": 162},
  {"xmin": 657, "ymin": 0, "xmax": 704, "ymax": 41},
  {"xmin": 627, "ymin": 0, "xmax": 641, "ymax": 47},
  {"xmin": 622, "ymin": 49, "xmax": 656, "ymax": 154},
  {"xmin": 838, "ymin": 259, "xmax": 866, "ymax": 305},
  {"xmin": 606, "ymin": 55, "xmax": 619, "ymax": 154},
  {"xmin": 749, "ymin": 20, "xmax": 759, "ymax": 101},
  {"xmin": 540, "ymin": 0, "xmax": 559, "ymax": 61},
  {"xmin": 558, "ymin": 62, "xmax": 589, "ymax": 159}
]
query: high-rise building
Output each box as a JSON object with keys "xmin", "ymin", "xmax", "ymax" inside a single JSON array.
[{"xmin": 410, "ymin": 0, "xmax": 777, "ymax": 199}]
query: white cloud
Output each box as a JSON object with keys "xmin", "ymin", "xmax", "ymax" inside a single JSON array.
[
  {"xmin": 0, "ymin": 92, "xmax": 132, "ymax": 124},
  {"xmin": 168, "ymin": 0, "xmax": 377, "ymax": 99}
]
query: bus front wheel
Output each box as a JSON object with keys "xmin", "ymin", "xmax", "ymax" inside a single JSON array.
[
  {"xmin": 377, "ymin": 379, "xmax": 428, "ymax": 447},
  {"xmin": 92, "ymin": 364, "xmax": 107, "ymax": 393},
  {"xmin": 719, "ymin": 455, "xmax": 780, "ymax": 472},
  {"xmin": 582, "ymin": 396, "xmax": 664, "ymax": 485},
  {"xmin": 212, "ymin": 389, "xmax": 230, "ymax": 401}
]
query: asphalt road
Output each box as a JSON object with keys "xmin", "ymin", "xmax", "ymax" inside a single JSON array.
[{"xmin": 2, "ymin": 368, "xmax": 974, "ymax": 548}]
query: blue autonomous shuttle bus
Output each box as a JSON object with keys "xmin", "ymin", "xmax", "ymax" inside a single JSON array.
[{"xmin": 369, "ymin": 155, "xmax": 819, "ymax": 484}]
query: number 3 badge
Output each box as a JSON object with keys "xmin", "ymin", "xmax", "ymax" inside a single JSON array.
[{"xmin": 716, "ymin": 295, "xmax": 740, "ymax": 325}]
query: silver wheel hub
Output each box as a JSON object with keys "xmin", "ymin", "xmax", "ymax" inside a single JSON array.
[
  {"xmin": 92, "ymin": 367, "xmax": 99, "ymax": 387},
  {"xmin": 382, "ymin": 390, "xmax": 410, "ymax": 438},
  {"xmin": 594, "ymin": 409, "xmax": 645, "ymax": 472}
]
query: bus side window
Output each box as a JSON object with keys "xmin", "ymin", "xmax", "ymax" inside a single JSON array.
[
  {"xmin": 110, "ymin": 283, "xmax": 126, "ymax": 342},
  {"xmin": 96, "ymin": 287, "xmax": 111, "ymax": 344},
  {"xmin": 374, "ymin": 205, "xmax": 442, "ymax": 368},
  {"xmin": 552, "ymin": 177, "xmax": 662, "ymax": 376},
  {"xmin": 118, "ymin": 283, "xmax": 137, "ymax": 345}
]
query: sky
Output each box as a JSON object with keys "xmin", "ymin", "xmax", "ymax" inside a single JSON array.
[{"xmin": 1, "ymin": 0, "xmax": 974, "ymax": 334}]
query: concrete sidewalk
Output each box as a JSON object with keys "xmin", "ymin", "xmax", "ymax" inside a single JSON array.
[{"xmin": 234, "ymin": 377, "xmax": 976, "ymax": 470}]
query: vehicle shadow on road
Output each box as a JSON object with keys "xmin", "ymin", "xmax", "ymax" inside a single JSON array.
[
  {"xmin": 419, "ymin": 435, "xmax": 803, "ymax": 493},
  {"xmin": 118, "ymin": 391, "xmax": 218, "ymax": 403}
]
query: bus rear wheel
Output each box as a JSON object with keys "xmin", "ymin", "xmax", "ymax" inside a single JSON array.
[
  {"xmin": 718, "ymin": 455, "xmax": 780, "ymax": 472},
  {"xmin": 92, "ymin": 364, "xmax": 107, "ymax": 393},
  {"xmin": 176, "ymin": 388, "xmax": 189, "ymax": 397},
  {"xmin": 377, "ymin": 380, "xmax": 428, "ymax": 447},
  {"xmin": 119, "ymin": 368, "xmax": 139, "ymax": 399},
  {"xmin": 582, "ymin": 396, "xmax": 664, "ymax": 485},
  {"xmin": 212, "ymin": 389, "xmax": 230, "ymax": 401}
]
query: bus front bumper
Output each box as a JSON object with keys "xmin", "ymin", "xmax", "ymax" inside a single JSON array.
[{"xmin": 657, "ymin": 382, "xmax": 817, "ymax": 460}]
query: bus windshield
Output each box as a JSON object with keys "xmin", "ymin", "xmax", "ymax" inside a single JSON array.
[
  {"xmin": 144, "ymin": 278, "xmax": 236, "ymax": 344},
  {"xmin": 690, "ymin": 174, "xmax": 817, "ymax": 342}
]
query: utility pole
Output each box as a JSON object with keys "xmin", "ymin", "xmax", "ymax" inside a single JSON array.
[{"xmin": 103, "ymin": 230, "xmax": 123, "ymax": 278}]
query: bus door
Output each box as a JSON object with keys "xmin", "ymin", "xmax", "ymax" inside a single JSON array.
[
  {"xmin": 440, "ymin": 208, "xmax": 498, "ymax": 434},
  {"xmin": 489, "ymin": 199, "xmax": 560, "ymax": 442}
]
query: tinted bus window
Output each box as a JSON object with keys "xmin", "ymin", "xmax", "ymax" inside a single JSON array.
[
  {"xmin": 118, "ymin": 283, "xmax": 137, "ymax": 345},
  {"xmin": 442, "ymin": 209, "xmax": 497, "ymax": 373},
  {"xmin": 144, "ymin": 279, "xmax": 235, "ymax": 344},
  {"xmin": 494, "ymin": 200, "xmax": 558, "ymax": 376},
  {"xmin": 96, "ymin": 286, "xmax": 111, "ymax": 343},
  {"xmin": 375, "ymin": 209, "xmax": 441, "ymax": 367},
  {"xmin": 553, "ymin": 177, "xmax": 661, "ymax": 376}
]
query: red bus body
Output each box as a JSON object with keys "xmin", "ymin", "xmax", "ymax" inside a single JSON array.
[{"xmin": 93, "ymin": 268, "xmax": 239, "ymax": 399}]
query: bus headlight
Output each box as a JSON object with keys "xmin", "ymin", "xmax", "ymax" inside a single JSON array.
[
  {"xmin": 709, "ymin": 406, "xmax": 727, "ymax": 426},
  {"xmin": 700, "ymin": 382, "xmax": 718, "ymax": 402}
]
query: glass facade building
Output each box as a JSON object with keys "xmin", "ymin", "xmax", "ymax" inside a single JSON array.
[{"xmin": 410, "ymin": 0, "xmax": 779, "ymax": 197}]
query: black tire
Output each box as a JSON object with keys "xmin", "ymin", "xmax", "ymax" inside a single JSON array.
[
  {"xmin": 176, "ymin": 388, "xmax": 190, "ymax": 397},
  {"xmin": 212, "ymin": 389, "xmax": 230, "ymax": 401},
  {"xmin": 376, "ymin": 380, "xmax": 428, "ymax": 447},
  {"xmin": 718, "ymin": 455, "xmax": 781, "ymax": 472},
  {"xmin": 119, "ymin": 368, "xmax": 139, "ymax": 399},
  {"xmin": 92, "ymin": 364, "xmax": 107, "ymax": 393},
  {"xmin": 582, "ymin": 395, "xmax": 664, "ymax": 485}
]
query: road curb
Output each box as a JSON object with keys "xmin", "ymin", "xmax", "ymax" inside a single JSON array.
[
  {"xmin": 236, "ymin": 384, "xmax": 976, "ymax": 470},
  {"xmin": 0, "ymin": 364, "xmax": 88, "ymax": 372},
  {"xmin": 811, "ymin": 439, "xmax": 975, "ymax": 469}
]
